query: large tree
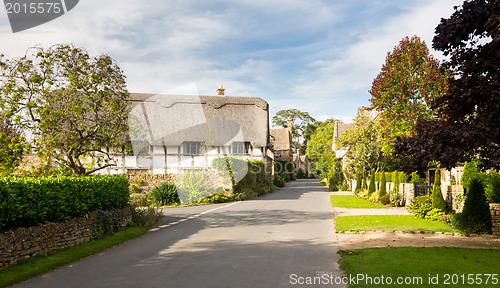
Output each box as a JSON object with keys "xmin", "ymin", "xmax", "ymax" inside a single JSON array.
[
  {"xmin": 305, "ymin": 121, "xmax": 336, "ymax": 173},
  {"xmin": 0, "ymin": 44, "xmax": 129, "ymax": 176},
  {"xmin": 0, "ymin": 119, "xmax": 26, "ymax": 175},
  {"xmin": 394, "ymin": 0, "xmax": 500, "ymax": 171},
  {"xmin": 369, "ymin": 35, "xmax": 448, "ymax": 154},
  {"xmin": 335, "ymin": 111, "xmax": 387, "ymax": 176},
  {"xmin": 272, "ymin": 109, "xmax": 315, "ymax": 151}
]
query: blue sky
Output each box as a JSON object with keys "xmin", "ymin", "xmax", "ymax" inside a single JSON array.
[{"xmin": 0, "ymin": 0, "xmax": 463, "ymax": 124}]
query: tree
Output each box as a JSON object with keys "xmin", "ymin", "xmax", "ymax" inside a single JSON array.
[
  {"xmin": 369, "ymin": 35, "xmax": 448, "ymax": 154},
  {"xmin": 272, "ymin": 109, "xmax": 315, "ymax": 151},
  {"xmin": 0, "ymin": 44, "xmax": 129, "ymax": 176},
  {"xmin": 368, "ymin": 172, "xmax": 376, "ymax": 195},
  {"xmin": 431, "ymin": 170, "xmax": 447, "ymax": 211},
  {"xmin": 355, "ymin": 172, "xmax": 362, "ymax": 192},
  {"xmin": 305, "ymin": 122, "xmax": 336, "ymax": 166},
  {"xmin": 379, "ymin": 172, "xmax": 387, "ymax": 197},
  {"xmin": 0, "ymin": 119, "xmax": 26, "ymax": 174},
  {"xmin": 335, "ymin": 110, "xmax": 386, "ymax": 176},
  {"xmin": 394, "ymin": 0, "xmax": 500, "ymax": 171},
  {"xmin": 460, "ymin": 177, "xmax": 492, "ymax": 234}
]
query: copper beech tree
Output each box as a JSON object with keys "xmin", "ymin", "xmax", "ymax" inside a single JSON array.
[
  {"xmin": 369, "ymin": 36, "xmax": 448, "ymax": 154},
  {"xmin": 394, "ymin": 0, "xmax": 500, "ymax": 171},
  {"xmin": 0, "ymin": 44, "xmax": 129, "ymax": 176}
]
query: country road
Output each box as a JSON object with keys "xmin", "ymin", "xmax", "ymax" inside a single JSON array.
[{"xmin": 15, "ymin": 179, "xmax": 343, "ymax": 288}]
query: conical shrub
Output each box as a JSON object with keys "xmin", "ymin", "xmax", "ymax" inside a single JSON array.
[
  {"xmin": 368, "ymin": 172, "xmax": 375, "ymax": 195},
  {"xmin": 431, "ymin": 170, "xmax": 447, "ymax": 211},
  {"xmin": 460, "ymin": 177, "xmax": 492, "ymax": 234}
]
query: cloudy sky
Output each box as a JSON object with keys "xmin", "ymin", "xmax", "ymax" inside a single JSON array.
[{"xmin": 0, "ymin": 0, "xmax": 463, "ymax": 124}]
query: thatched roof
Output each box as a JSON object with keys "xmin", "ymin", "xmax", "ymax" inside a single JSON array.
[
  {"xmin": 270, "ymin": 128, "xmax": 291, "ymax": 150},
  {"xmin": 128, "ymin": 93, "xmax": 269, "ymax": 147}
]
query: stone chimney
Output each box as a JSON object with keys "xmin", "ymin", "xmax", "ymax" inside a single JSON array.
[
  {"xmin": 287, "ymin": 119, "xmax": 292, "ymax": 134},
  {"xmin": 217, "ymin": 85, "xmax": 225, "ymax": 96}
]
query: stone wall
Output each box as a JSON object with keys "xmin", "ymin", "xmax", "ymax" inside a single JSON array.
[
  {"xmin": 490, "ymin": 203, "xmax": 500, "ymax": 237},
  {"xmin": 444, "ymin": 185, "xmax": 465, "ymax": 212},
  {"xmin": 128, "ymin": 174, "xmax": 174, "ymax": 192},
  {"xmin": 0, "ymin": 207, "xmax": 132, "ymax": 270}
]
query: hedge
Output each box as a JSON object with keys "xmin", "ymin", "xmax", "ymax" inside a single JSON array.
[{"xmin": 0, "ymin": 175, "xmax": 130, "ymax": 231}]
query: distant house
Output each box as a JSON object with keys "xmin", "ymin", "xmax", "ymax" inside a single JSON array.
[
  {"xmin": 270, "ymin": 120, "xmax": 293, "ymax": 162},
  {"xmin": 332, "ymin": 121, "xmax": 354, "ymax": 170},
  {"xmin": 102, "ymin": 87, "xmax": 272, "ymax": 177},
  {"xmin": 293, "ymin": 153, "xmax": 311, "ymax": 174}
]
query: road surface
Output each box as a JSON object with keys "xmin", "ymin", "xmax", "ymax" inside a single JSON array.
[{"xmin": 15, "ymin": 179, "xmax": 342, "ymax": 288}]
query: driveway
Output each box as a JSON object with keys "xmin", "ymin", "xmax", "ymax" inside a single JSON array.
[{"xmin": 15, "ymin": 179, "xmax": 343, "ymax": 288}]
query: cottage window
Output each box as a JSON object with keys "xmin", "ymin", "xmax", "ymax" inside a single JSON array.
[
  {"xmin": 232, "ymin": 142, "xmax": 251, "ymax": 155},
  {"xmin": 184, "ymin": 142, "xmax": 202, "ymax": 155}
]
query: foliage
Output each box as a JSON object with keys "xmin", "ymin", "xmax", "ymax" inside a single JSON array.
[
  {"xmin": 195, "ymin": 192, "xmax": 233, "ymax": 204},
  {"xmin": 0, "ymin": 175, "xmax": 129, "ymax": 231},
  {"xmin": 410, "ymin": 172, "xmax": 425, "ymax": 184},
  {"xmin": 361, "ymin": 172, "xmax": 367, "ymax": 190},
  {"xmin": 460, "ymin": 178, "xmax": 492, "ymax": 234},
  {"xmin": 335, "ymin": 111, "xmax": 387, "ymax": 176},
  {"xmin": 355, "ymin": 173, "xmax": 361, "ymax": 192},
  {"xmin": 431, "ymin": 170, "xmax": 447, "ymax": 211},
  {"xmin": 273, "ymin": 174, "xmax": 285, "ymax": 187},
  {"xmin": 379, "ymin": 172, "xmax": 387, "ymax": 197},
  {"xmin": 394, "ymin": 0, "xmax": 500, "ymax": 171},
  {"xmin": 379, "ymin": 194, "xmax": 390, "ymax": 205},
  {"xmin": 368, "ymin": 191, "xmax": 380, "ymax": 203},
  {"xmin": 424, "ymin": 208, "xmax": 444, "ymax": 221},
  {"xmin": 485, "ymin": 171, "xmax": 500, "ymax": 203},
  {"xmin": 272, "ymin": 109, "xmax": 315, "ymax": 150},
  {"xmin": 176, "ymin": 171, "xmax": 222, "ymax": 204},
  {"xmin": 130, "ymin": 207, "xmax": 159, "ymax": 228},
  {"xmin": 407, "ymin": 195, "xmax": 433, "ymax": 219},
  {"xmin": 392, "ymin": 171, "xmax": 400, "ymax": 193},
  {"xmin": 305, "ymin": 121, "xmax": 336, "ymax": 168},
  {"xmin": 0, "ymin": 44, "xmax": 130, "ymax": 176},
  {"xmin": 367, "ymin": 172, "xmax": 375, "ymax": 195},
  {"xmin": 296, "ymin": 168, "xmax": 306, "ymax": 179},
  {"xmin": 148, "ymin": 182, "xmax": 180, "ymax": 206},
  {"xmin": 0, "ymin": 120, "xmax": 26, "ymax": 175},
  {"xmin": 256, "ymin": 182, "xmax": 277, "ymax": 196},
  {"xmin": 129, "ymin": 193, "xmax": 149, "ymax": 207},
  {"xmin": 461, "ymin": 160, "xmax": 480, "ymax": 193},
  {"xmin": 450, "ymin": 175, "xmax": 457, "ymax": 185},
  {"xmin": 369, "ymin": 36, "xmax": 448, "ymax": 154}
]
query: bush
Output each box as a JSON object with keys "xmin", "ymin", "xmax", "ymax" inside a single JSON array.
[
  {"xmin": 485, "ymin": 171, "xmax": 500, "ymax": 203},
  {"xmin": 461, "ymin": 160, "xmax": 480, "ymax": 193},
  {"xmin": 361, "ymin": 172, "xmax": 368, "ymax": 190},
  {"xmin": 424, "ymin": 208, "xmax": 444, "ymax": 221},
  {"xmin": 368, "ymin": 191, "xmax": 380, "ymax": 203},
  {"xmin": 234, "ymin": 188, "xmax": 258, "ymax": 200},
  {"xmin": 129, "ymin": 193, "xmax": 149, "ymax": 207},
  {"xmin": 379, "ymin": 172, "xmax": 387, "ymax": 197},
  {"xmin": 460, "ymin": 177, "xmax": 492, "ymax": 234},
  {"xmin": 390, "ymin": 190, "xmax": 403, "ymax": 207},
  {"xmin": 431, "ymin": 170, "xmax": 447, "ymax": 211},
  {"xmin": 355, "ymin": 173, "xmax": 362, "ymax": 192},
  {"xmin": 256, "ymin": 182, "xmax": 277, "ymax": 195},
  {"xmin": 274, "ymin": 174, "xmax": 285, "ymax": 187},
  {"xmin": 407, "ymin": 195, "xmax": 433, "ymax": 219},
  {"xmin": 131, "ymin": 207, "xmax": 159, "ymax": 228},
  {"xmin": 176, "ymin": 172, "xmax": 221, "ymax": 204},
  {"xmin": 410, "ymin": 172, "xmax": 425, "ymax": 184},
  {"xmin": 148, "ymin": 182, "xmax": 179, "ymax": 206},
  {"xmin": 196, "ymin": 192, "xmax": 233, "ymax": 204},
  {"xmin": 379, "ymin": 194, "xmax": 390, "ymax": 205},
  {"xmin": 290, "ymin": 173, "xmax": 296, "ymax": 181},
  {"xmin": 297, "ymin": 168, "xmax": 306, "ymax": 179},
  {"xmin": 0, "ymin": 175, "xmax": 129, "ymax": 231},
  {"xmin": 367, "ymin": 172, "xmax": 375, "ymax": 195}
]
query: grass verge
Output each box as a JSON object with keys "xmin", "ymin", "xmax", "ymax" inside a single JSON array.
[
  {"xmin": 331, "ymin": 195, "xmax": 386, "ymax": 209},
  {"xmin": 339, "ymin": 247, "xmax": 499, "ymax": 287},
  {"xmin": 335, "ymin": 215, "xmax": 463, "ymax": 233},
  {"xmin": 0, "ymin": 227, "xmax": 147, "ymax": 288}
]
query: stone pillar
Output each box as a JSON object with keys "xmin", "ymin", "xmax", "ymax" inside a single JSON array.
[{"xmin": 490, "ymin": 203, "xmax": 500, "ymax": 236}]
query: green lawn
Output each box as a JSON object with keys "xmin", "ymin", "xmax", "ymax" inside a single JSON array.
[
  {"xmin": 339, "ymin": 247, "xmax": 500, "ymax": 287},
  {"xmin": 330, "ymin": 195, "xmax": 386, "ymax": 209},
  {"xmin": 0, "ymin": 227, "xmax": 147, "ymax": 288},
  {"xmin": 335, "ymin": 215, "xmax": 463, "ymax": 233}
]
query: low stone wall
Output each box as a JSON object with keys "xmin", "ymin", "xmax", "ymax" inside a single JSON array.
[
  {"xmin": 490, "ymin": 203, "xmax": 500, "ymax": 236},
  {"xmin": 0, "ymin": 207, "xmax": 132, "ymax": 270},
  {"xmin": 128, "ymin": 174, "xmax": 174, "ymax": 191}
]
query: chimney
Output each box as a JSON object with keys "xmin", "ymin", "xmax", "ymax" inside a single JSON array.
[
  {"xmin": 217, "ymin": 85, "xmax": 225, "ymax": 96},
  {"xmin": 287, "ymin": 119, "xmax": 292, "ymax": 134},
  {"xmin": 373, "ymin": 108, "xmax": 380, "ymax": 119}
]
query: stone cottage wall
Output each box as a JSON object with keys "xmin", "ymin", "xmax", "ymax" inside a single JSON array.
[
  {"xmin": 490, "ymin": 204, "xmax": 500, "ymax": 237},
  {"xmin": 0, "ymin": 207, "xmax": 132, "ymax": 270}
]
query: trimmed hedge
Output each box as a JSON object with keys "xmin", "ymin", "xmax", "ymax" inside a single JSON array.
[{"xmin": 0, "ymin": 175, "xmax": 129, "ymax": 231}]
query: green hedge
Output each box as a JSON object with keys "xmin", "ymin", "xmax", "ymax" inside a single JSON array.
[{"xmin": 0, "ymin": 175, "xmax": 129, "ymax": 231}]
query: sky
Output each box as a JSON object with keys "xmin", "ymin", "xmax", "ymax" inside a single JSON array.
[{"xmin": 0, "ymin": 0, "xmax": 464, "ymax": 124}]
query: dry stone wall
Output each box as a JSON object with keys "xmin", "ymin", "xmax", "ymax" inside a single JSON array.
[
  {"xmin": 0, "ymin": 207, "xmax": 132, "ymax": 270},
  {"xmin": 128, "ymin": 174, "xmax": 174, "ymax": 191}
]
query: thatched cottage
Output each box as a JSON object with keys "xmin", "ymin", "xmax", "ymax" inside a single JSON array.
[{"xmin": 104, "ymin": 88, "xmax": 272, "ymax": 176}]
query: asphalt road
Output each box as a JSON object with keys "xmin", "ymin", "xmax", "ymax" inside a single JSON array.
[{"xmin": 15, "ymin": 179, "xmax": 342, "ymax": 288}]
